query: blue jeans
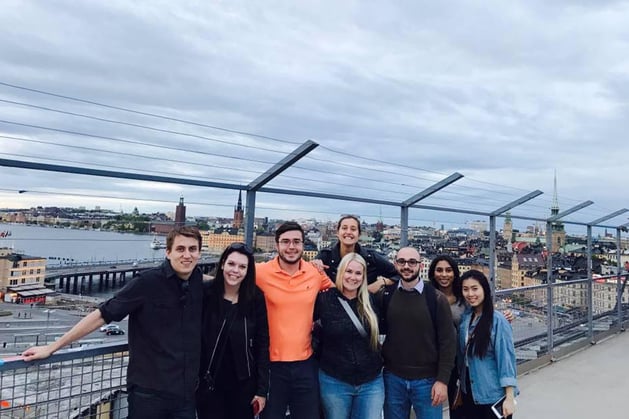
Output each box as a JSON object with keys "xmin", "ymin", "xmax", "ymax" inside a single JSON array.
[
  {"xmin": 383, "ymin": 370, "xmax": 441, "ymax": 419},
  {"xmin": 127, "ymin": 387, "xmax": 196, "ymax": 419},
  {"xmin": 262, "ymin": 357, "xmax": 320, "ymax": 419},
  {"xmin": 319, "ymin": 370, "xmax": 384, "ymax": 419}
]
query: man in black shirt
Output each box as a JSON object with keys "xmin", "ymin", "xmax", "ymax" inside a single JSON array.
[{"xmin": 22, "ymin": 226, "xmax": 204, "ymax": 419}]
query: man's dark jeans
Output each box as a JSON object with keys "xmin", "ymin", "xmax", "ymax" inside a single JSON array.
[
  {"xmin": 127, "ymin": 387, "xmax": 196, "ymax": 419},
  {"xmin": 262, "ymin": 357, "xmax": 320, "ymax": 419}
]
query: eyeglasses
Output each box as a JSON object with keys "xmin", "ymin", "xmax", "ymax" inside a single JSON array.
[
  {"xmin": 395, "ymin": 258, "xmax": 419, "ymax": 267},
  {"xmin": 228, "ymin": 242, "xmax": 254, "ymax": 255},
  {"xmin": 278, "ymin": 238, "xmax": 303, "ymax": 247}
]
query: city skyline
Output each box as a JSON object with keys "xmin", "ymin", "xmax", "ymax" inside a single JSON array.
[{"xmin": 0, "ymin": 199, "xmax": 623, "ymax": 239}]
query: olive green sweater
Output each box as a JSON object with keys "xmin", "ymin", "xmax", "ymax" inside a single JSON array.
[{"xmin": 382, "ymin": 287, "xmax": 456, "ymax": 384}]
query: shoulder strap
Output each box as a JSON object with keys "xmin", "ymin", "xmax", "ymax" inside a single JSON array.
[{"xmin": 337, "ymin": 297, "xmax": 368, "ymax": 338}]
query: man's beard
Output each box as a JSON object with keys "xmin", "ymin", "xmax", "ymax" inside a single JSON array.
[
  {"xmin": 400, "ymin": 270, "xmax": 419, "ymax": 283},
  {"xmin": 278, "ymin": 251, "xmax": 301, "ymax": 266}
]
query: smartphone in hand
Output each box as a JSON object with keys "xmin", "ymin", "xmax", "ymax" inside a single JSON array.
[{"xmin": 253, "ymin": 400, "xmax": 261, "ymax": 417}]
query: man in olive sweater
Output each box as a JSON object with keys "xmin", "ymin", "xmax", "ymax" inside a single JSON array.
[{"xmin": 381, "ymin": 247, "xmax": 456, "ymax": 419}]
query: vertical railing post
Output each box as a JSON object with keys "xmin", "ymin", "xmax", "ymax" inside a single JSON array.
[
  {"xmin": 617, "ymin": 227, "xmax": 624, "ymax": 330},
  {"xmin": 545, "ymin": 221, "xmax": 554, "ymax": 355},
  {"xmin": 400, "ymin": 206, "xmax": 409, "ymax": 247},
  {"xmin": 489, "ymin": 215, "xmax": 497, "ymax": 297},
  {"xmin": 586, "ymin": 225, "xmax": 593, "ymax": 341},
  {"xmin": 244, "ymin": 191, "xmax": 256, "ymax": 248}
]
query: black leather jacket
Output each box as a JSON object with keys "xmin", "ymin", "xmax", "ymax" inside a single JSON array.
[
  {"xmin": 314, "ymin": 288, "xmax": 382, "ymax": 385},
  {"xmin": 316, "ymin": 242, "xmax": 399, "ymax": 285},
  {"xmin": 199, "ymin": 282, "xmax": 270, "ymax": 397}
]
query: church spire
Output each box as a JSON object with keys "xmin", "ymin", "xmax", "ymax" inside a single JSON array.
[
  {"xmin": 551, "ymin": 170, "xmax": 559, "ymax": 215},
  {"xmin": 236, "ymin": 190, "xmax": 243, "ymax": 211}
]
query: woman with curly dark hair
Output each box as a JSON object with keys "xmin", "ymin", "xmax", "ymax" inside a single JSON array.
[{"xmin": 428, "ymin": 255, "xmax": 465, "ymax": 418}]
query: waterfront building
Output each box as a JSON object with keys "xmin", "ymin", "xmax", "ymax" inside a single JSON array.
[
  {"xmin": 151, "ymin": 197, "xmax": 194, "ymax": 234},
  {"xmin": 201, "ymin": 228, "xmax": 245, "ymax": 253},
  {"xmin": 0, "ymin": 248, "xmax": 49, "ymax": 303},
  {"xmin": 174, "ymin": 196, "xmax": 186, "ymax": 227},
  {"xmin": 255, "ymin": 233, "xmax": 275, "ymax": 252}
]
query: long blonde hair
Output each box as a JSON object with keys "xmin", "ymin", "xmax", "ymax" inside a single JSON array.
[{"xmin": 335, "ymin": 252, "xmax": 380, "ymax": 351}]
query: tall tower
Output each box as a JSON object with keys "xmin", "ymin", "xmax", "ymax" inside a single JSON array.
[
  {"xmin": 175, "ymin": 196, "xmax": 186, "ymax": 227},
  {"xmin": 503, "ymin": 211, "xmax": 513, "ymax": 242},
  {"xmin": 376, "ymin": 207, "xmax": 384, "ymax": 232},
  {"xmin": 550, "ymin": 172, "xmax": 566, "ymax": 252},
  {"xmin": 233, "ymin": 191, "xmax": 244, "ymax": 229}
]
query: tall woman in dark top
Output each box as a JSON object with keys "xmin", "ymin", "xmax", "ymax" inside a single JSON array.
[
  {"xmin": 315, "ymin": 252, "xmax": 383, "ymax": 419},
  {"xmin": 314, "ymin": 215, "xmax": 398, "ymax": 293},
  {"xmin": 196, "ymin": 243, "xmax": 269, "ymax": 419},
  {"xmin": 428, "ymin": 255, "xmax": 465, "ymax": 418}
]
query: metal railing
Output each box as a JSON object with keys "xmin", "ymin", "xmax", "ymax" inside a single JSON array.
[{"xmin": 0, "ymin": 344, "xmax": 128, "ymax": 419}]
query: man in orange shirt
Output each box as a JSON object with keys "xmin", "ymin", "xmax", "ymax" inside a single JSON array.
[{"xmin": 256, "ymin": 221, "xmax": 333, "ymax": 419}]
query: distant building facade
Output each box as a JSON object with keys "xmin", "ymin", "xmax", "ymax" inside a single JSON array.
[
  {"xmin": 175, "ymin": 196, "xmax": 186, "ymax": 227},
  {"xmin": 151, "ymin": 197, "xmax": 193, "ymax": 234},
  {"xmin": 201, "ymin": 229, "xmax": 245, "ymax": 253},
  {"xmin": 0, "ymin": 248, "xmax": 49, "ymax": 303}
]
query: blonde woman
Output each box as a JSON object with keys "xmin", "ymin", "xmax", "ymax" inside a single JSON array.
[{"xmin": 314, "ymin": 252, "xmax": 383, "ymax": 419}]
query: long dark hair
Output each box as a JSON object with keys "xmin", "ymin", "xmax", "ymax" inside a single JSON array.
[
  {"xmin": 461, "ymin": 269, "xmax": 494, "ymax": 359},
  {"xmin": 212, "ymin": 242, "xmax": 256, "ymax": 314},
  {"xmin": 427, "ymin": 255, "xmax": 463, "ymax": 305}
]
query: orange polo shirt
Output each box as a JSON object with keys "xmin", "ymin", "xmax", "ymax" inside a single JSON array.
[{"xmin": 256, "ymin": 257, "xmax": 333, "ymax": 362}]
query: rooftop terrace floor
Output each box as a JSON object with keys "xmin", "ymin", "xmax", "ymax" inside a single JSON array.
[{"xmin": 514, "ymin": 330, "xmax": 629, "ymax": 418}]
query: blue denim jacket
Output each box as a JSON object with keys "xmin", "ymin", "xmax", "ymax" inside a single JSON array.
[{"xmin": 458, "ymin": 308, "xmax": 518, "ymax": 404}]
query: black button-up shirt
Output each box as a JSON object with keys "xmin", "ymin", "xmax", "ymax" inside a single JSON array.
[{"xmin": 99, "ymin": 259, "xmax": 203, "ymax": 399}]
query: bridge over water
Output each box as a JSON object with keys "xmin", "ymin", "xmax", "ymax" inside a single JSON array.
[{"xmin": 45, "ymin": 257, "xmax": 218, "ymax": 295}]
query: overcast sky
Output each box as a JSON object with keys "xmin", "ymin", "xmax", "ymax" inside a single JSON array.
[{"xmin": 1, "ymin": 0, "xmax": 628, "ymax": 234}]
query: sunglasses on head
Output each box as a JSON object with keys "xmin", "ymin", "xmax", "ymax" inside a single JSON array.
[{"xmin": 228, "ymin": 242, "xmax": 254, "ymax": 255}]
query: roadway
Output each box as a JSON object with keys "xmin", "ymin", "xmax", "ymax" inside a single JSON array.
[{"xmin": 0, "ymin": 300, "xmax": 128, "ymax": 356}]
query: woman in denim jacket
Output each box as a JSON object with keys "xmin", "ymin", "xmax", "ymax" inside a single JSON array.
[{"xmin": 458, "ymin": 270, "xmax": 517, "ymax": 418}]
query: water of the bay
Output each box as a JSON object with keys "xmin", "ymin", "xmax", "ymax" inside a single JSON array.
[{"xmin": 0, "ymin": 223, "xmax": 165, "ymax": 266}]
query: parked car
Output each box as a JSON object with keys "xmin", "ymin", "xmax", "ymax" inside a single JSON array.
[
  {"xmin": 106, "ymin": 328, "xmax": 125, "ymax": 336},
  {"xmin": 100, "ymin": 324, "xmax": 121, "ymax": 333}
]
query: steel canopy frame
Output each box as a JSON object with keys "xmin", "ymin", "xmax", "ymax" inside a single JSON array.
[
  {"xmin": 399, "ymin": 172, "xmax": 464, "ymax": 246},
  {"xmin": 244, "ymin": 140, "xmax": 319, "ymax": 246},
  {"xmin": 544, "ymin": 200, "xmax": 594, "ymax": 354},
  {"xmin": 583, "ymin": 209, "xmax": 629, "ymax": 340},
  {"xmin": 3, "ymin": 157, "xmax": 625, "ymax": 228},
  {"xmin": 487, "ymin": 190, "xmax": 544, "ymax": 295}
]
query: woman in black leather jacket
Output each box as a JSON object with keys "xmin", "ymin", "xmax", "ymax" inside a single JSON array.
[
  {"xmin": 196, "ymin": 243, "xmax": 269, "ymax": 419},
  {"xmin": 314, "ymin": 215, "xmax": 398, "ymax": 293},
  {"xmin": 314, "ymin": 252, "xmax": 384, "ymax": 419}
]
